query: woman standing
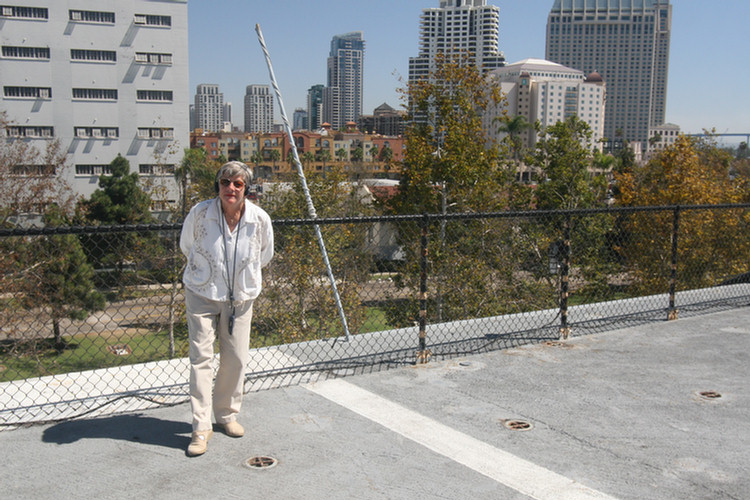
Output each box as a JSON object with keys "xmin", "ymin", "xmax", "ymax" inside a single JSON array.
[{"xmin": 180, "ymin": 161, "xmax": 274, "ymax": 456}]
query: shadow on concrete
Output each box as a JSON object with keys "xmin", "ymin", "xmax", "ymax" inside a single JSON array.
[{"xmin": 42, "ymin": 414, "xmax": 191, "ymax": 451}]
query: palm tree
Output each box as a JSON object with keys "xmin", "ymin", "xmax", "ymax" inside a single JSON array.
[
  {"xmin": 250, "ymin": 150, "xmax": 263, "ymax": 169},
  {"xmin": 336, "ymin": 148, "xmax": 348, "ymax": 163},
  {"xmin": 316, "ymin": 149, "xmax": 331, "ymax": 172},
  {"xmin": 301, "ymin": 151, "xmax": 315, "ymax": 169},
  {"xmin": 368, "ymin": 144, "xmax": 379, "ymax": 162},
  {"xmin": 495, "ymin": 115, "xmax": 531, "ymax": 161},
  {"xmin": 351, "ymin": 146, "xmax": 364, "ymax": 163},
  {"xmin": 268, "ymin": 149, "xmax": 281, "ymax": 172},
  {"xmin": 380, "ymin": 145, "xmax": 394, "ymax": 174}
]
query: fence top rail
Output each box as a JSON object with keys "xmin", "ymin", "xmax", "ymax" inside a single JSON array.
[{"xmin": 2, "ymin": 203, "xmax": 749, "ymax": 237}]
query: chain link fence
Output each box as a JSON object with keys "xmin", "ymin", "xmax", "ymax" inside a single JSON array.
[{"xmin": 2, "ymin": 204, "xmax": 749, "ymax": 428}]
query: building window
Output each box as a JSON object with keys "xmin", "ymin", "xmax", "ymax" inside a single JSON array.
[
  {"xmin": 5, "ymin": 126, "xmax": 54, "ymax": 138},
  {"xmin": 75, "ymin": 164, "xmax": 112, "ymax": 176},
  {"xmin": 133, "ymin": 14, "xmax": 171, "ymax": 27},
  {"xmin": 139, "ymin": 164, "xmax": 175, "ymax": 175},
  {"xmin": 136, "ymin": 90, "xmax": 173, "ymax": 102},
  {"xmin": 137, "ymin": 127, "xmax": 174, "ymax": 140},
  {"xmin": 69, "ymin": 10, "xmax": 114, "ymax": 24},
  {"xmin": 134, "ymin": 52, "xmax": 172, "ymax": 65},
  {"xmin": 10, "ymin": 164, "xmax": 55, "ymax": 176},
  {"xmin": 74, "ymin": 127, "xmax": 119, "ymax": 139},
  {"xmin": 0, "ymin": 6, "xmax": 48, "ymax": 19},
  {"xmin": 72, "ymin": 88, "xmax": 118, "ymax": 100},
  {"xmin": 1, "ymin": 45, "xmax": 50, "ymax": 59},
  {"xmin": 70, "ymin": 49, "xmax": 116, "ymax": 62},
  {"xmin": 4, "ymin": 86, "xmax": 51, "ymax": 99}
]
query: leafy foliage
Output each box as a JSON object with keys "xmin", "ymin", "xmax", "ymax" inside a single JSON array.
[
  {"xmin": 530, "ymin": 115, "xmax": 608, "ymax": 210},
  {"xmin": 615, "ymin": 135, "xmax": 750, "ymax": 292},
  {"xmin": 76, "ymin": 155, "xmax": 159, "ymax": 289},
  {"xmin": 390, "ymin": 52, "xmax": 514, "ymax": 214},
  {"xmin": 254, "ymin": 166, "xmax": 375, "ymax": 342},
  {"xmin": 0, "ymin": 111, "xmax": 76, "ymax": 225}
]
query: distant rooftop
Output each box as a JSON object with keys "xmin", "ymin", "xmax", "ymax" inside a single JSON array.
[
  {"xmin": 489, "ymin": 59, "xmax": 585, "ymax": 81},
  {"xmin": 551, "ymin": 0, "xmax": 669, "ymax": 11}
]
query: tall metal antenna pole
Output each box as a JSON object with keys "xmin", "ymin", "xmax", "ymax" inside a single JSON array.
[{"xmin": 255, "ymin": 24, "xmax": 351, "ymax": 341}]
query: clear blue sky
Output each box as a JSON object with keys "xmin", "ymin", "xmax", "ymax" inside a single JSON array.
[{"xmin": 188, "ymin": 1, "xmax": 750, "ymax": 143}]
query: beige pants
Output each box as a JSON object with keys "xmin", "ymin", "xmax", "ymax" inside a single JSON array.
[{"xmin": 185, "ymin": 288, "xmax": 254, "ymax": 432}]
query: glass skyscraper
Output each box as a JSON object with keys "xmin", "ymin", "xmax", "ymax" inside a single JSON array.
[{"xmin": 324, "ymin": 32, "xmax": 365, "ymax": 130}]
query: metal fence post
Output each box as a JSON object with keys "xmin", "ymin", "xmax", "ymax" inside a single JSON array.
[
  {"xmin": 559, "ymin": 214, "xmax": 572, "ymax": 340},
  {"xmin": 668, "ymin": 205, "xmax": 680, "ymax": 320},
  {"xmin": 416, "ymin": 213, "xmax": 432, "ymax": 364}
]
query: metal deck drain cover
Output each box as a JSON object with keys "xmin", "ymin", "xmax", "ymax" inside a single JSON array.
[
  {"xmin": 502, "ymin": 419, "xmax": 533, "ymax": 431},
  {"xmin": 698, "ymin": 391, "xmax": 722, "ymax": 400},
  {"xmin": 245, "ymin": 456, "xmax": 278, "ymax": 470}
]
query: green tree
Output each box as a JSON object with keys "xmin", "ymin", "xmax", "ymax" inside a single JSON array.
[
  {"xmin": 529, "ymin": 115, "xmax": 608, "ymax": 210},
  {"xmin": 336, "ymin": 148, "xmax": 348, "ymax": 162},
  {"xmin": 28, "ymin": 206, "xmax": 105, "ymax": 351},
  {"xmin": 368, "ymin": 144, "xmax": 379, "ymax": 162},
  {"xmin": 390, "ymin": 52, "xmax": 512, "ymax": 214},
  {"xmin": 527, "ymin": 116, "xmax": 615, "ymax": 303},
  {"xmin": 350, "ymin": 146, "xmax": 364, "ymax": 163},
  {"xmin": 495, "ymin": 114, "xmax": 532, "ymax": 162},
  {"xmin": 77, "ymin": 154, "xmax": 157, "ymax": 288},
  {"xmin": 81, "ymin": 154, "xmax": 154, "ymax": 224},
  {"xmin": 301, "ymin": 151, "xmax": 315, "ymax": 170},
  {"xmin": 268, "ymin": 149, "xmax": 281, "ymax": 172},
  {"xmin": 175, "ymin": 148, "xmax": 218, "ymax": 218},
  {"xmin": 255, "ymin": 166, "xmax": 374, "ymax": 343},
  {"xmin": 316, "ymin": 149, "xmax": 331, "ymax": 172},
  {"xmin": 250, "ymin": 150, "xmax": 263, "ymax": 169},
  {"xmin": 385, "ymin": 52, "xmax": 555, "ymax": 327}
]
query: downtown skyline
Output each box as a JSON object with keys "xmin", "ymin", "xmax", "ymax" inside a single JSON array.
[{"xmin": 188, "ymin": 1, "xmax": 750, "ymax": 143}]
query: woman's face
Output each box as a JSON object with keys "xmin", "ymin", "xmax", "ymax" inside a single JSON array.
[{"xmin": 218, "ymin": 174, "xmax": 246, "ymax": 211}]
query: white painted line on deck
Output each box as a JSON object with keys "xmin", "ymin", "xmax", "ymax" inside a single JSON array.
[{"xmin": 306, "ymin": 378, "xmax": 619, "ymax": 500}]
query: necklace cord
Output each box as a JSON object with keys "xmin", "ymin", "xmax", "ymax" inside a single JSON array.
[{"xmin": 220, "ymin": 202, "xmax": 241, "ymax": 335}]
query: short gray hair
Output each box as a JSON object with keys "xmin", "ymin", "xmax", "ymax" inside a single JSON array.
[{"xmin": 216, "ymin": 161, "xmax": 253, "ymax": 184}]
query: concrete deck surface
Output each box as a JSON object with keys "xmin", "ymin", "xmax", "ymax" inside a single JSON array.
[{"xmin": 2, "ymin": 306, "xmax": 748, "ymax": 500}]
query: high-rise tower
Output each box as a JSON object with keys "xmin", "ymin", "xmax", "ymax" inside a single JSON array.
[
  {"xmin": 307, "ymin": 84, "xmax": 324, "ymax": 130},
  {"xmin": 323, "ymin": 32, "xmax": 365, "ymax": 130},
  {"xmin": 194, "ymin": 84, "xmax": 224, "ymax": 133},
  {"xmin": 546, "ymin": 0, "xmax": 672, "ymax": 149},
  {"xmin": 244, "ymin": 84, "xmax": 273, "ymax": 133},
  {"xmin": 408, "ymin": 0, "xmax": 506, "ymax": 82}
]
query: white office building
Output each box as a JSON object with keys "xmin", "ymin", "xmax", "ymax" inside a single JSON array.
[
  {"xmin": 194, "ymin": 84, "xmax": 224, "ymax": 133},
  {"xmin": 409, "ymin": 0, "xmax": 506, "ymax": 82},
  {"xmin": 1, "ymin": 0, "xmax": 189, "ymax": 207},
  {"xmin": 484, "ymin": 58, "xmax": 606, "ymax": 153},
  {"xmin": 243, "ymin": 84, "xmax": 273, "ymax": 133},
  {"xmin": 545, "ymin": 0, "xmax": 672, "ymax": 150}
]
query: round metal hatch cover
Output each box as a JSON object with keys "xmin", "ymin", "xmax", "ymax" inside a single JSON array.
[
  {"xmin": 698, "ymin": 391, "xmax": 722, "ymax": 400},
  {"xmin": 502, "ymin": 419, "xmax": 534, "ymax": 431},
  {"xmin": 244, "ymin": 456, "xmax": 278, "ymax": 470}
]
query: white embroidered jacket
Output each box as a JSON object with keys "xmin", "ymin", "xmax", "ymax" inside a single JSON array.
[{"xmin": 180, "ymin": 198, "xmax": 274, "ymax": 302}]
